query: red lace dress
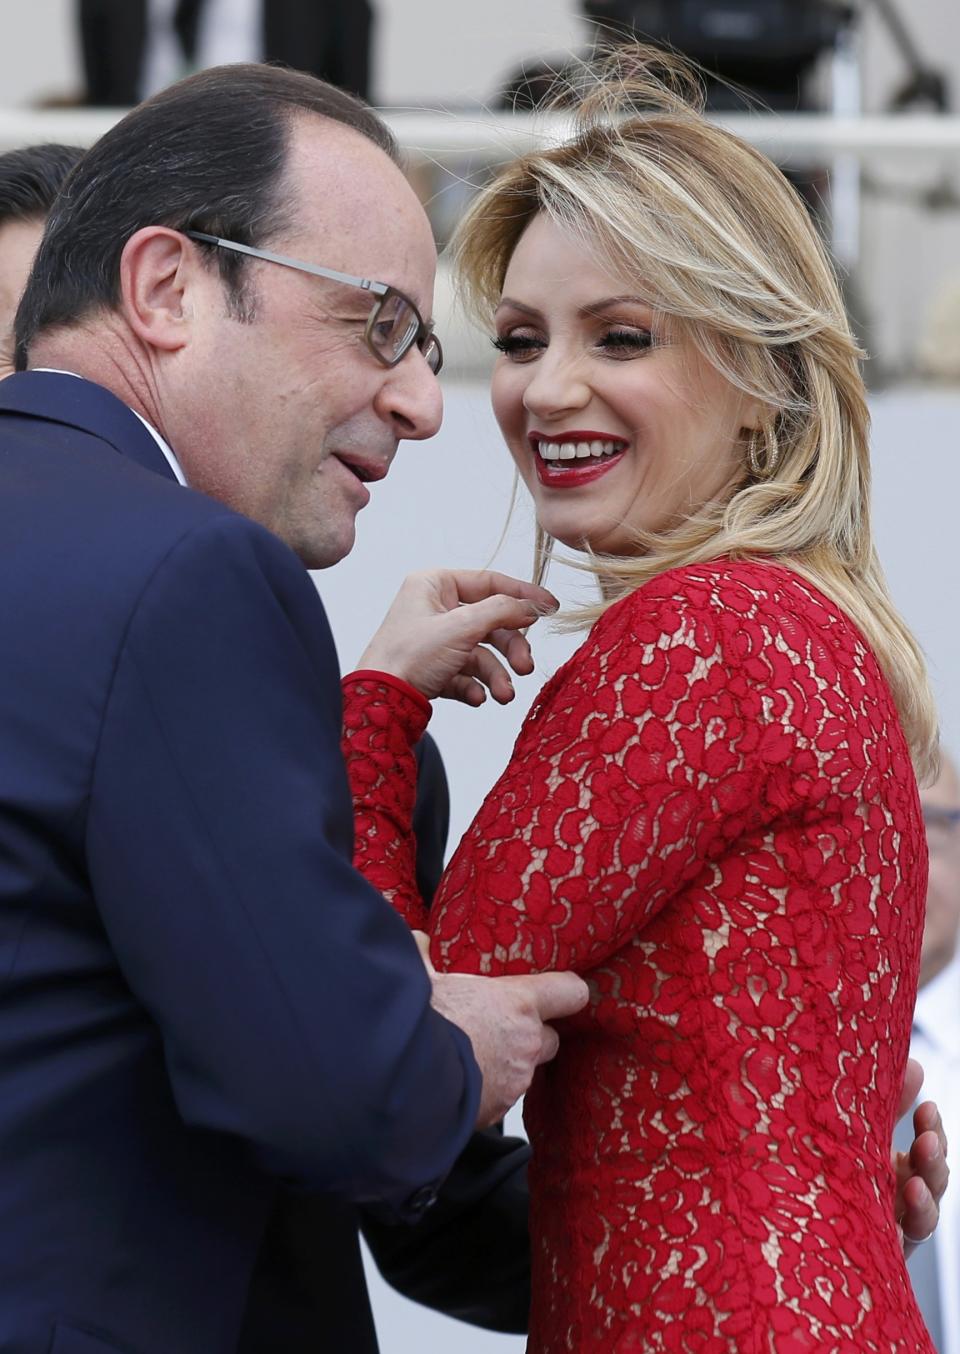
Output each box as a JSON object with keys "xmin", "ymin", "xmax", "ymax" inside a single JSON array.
[{"xmin": 342, "ymin": 560, "xmax": 932, "ymax": 1353}]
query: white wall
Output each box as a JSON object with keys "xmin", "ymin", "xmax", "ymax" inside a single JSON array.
[{"xmin": 0, "ymin": 0, "xmax": 77, "ymax": 105}]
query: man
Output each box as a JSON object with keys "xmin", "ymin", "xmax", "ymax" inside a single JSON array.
[
  {"xmin": 904, "ymin": 753, "xmax": 960, "ymax": 1351},
  {"xmin": 0, "ymin": 144, "xmax": 84, "ymax": 377},
  {"xmin": 1, "ymin": 64, "xmax": 589, "ymax": 1354}
]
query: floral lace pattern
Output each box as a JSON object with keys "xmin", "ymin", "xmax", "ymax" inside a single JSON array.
[{"xmin": 342, "ymin": 560, "xmax": 931, "ymax": 1352}]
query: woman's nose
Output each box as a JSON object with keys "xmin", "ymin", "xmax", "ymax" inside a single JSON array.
[{"xmin": 521, "ymin": 349, "xmax": 591, "ymax": 422}]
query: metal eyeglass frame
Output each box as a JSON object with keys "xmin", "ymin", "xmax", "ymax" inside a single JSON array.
[{"xmin": 184, "ymin": 230, "xmax": 443, "ymax": 374}]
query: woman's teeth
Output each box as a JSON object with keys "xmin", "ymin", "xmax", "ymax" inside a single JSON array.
[{"xmin": 536, "ymin": 439, "xmax": 623, "ymax": 462}]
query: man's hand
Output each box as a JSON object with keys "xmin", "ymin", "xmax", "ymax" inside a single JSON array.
[
  {"xmin": 430, "ymin": 969, "xmax": 589, "ymax": 1127},
  {"xmin": 357, "ymin": 569, "xmax": 558, "ymax": 707},
  {"xmin": 894, "ymin": 1056, "xmax": 949, "ymax": 1258}
]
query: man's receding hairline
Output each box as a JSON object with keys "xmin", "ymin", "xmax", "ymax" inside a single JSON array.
[
  {"xmin": 278, "ymin": 111, "xmax": 421, "ymax": 246},
  {"xmin": 285, "ymin": 106, "xmax": 403, "ymax": 171}
]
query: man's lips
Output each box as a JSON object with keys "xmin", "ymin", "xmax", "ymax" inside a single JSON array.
[
  {"xmin": 333, "ymin": 452, "xmax": 390, "ymax": 484},
  {"xmin": 528, "ymin": 431, "xmax": 628, "ymax": 489}
]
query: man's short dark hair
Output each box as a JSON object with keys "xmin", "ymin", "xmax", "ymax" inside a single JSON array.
[
  {"xmin": 14, "ymin": 64, "xmax": 400, "ymax": 369},
  {"xmin": 0, "ymin": 144, "xmax": 85, "ymax": 228}
]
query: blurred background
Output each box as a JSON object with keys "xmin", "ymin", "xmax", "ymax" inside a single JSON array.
[{"xmin": 2, "ymin": 3, "xmax": 959, "ymax": 1350}]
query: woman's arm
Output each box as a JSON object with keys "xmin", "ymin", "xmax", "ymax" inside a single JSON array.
[
  {"xmin": 431, "ymin": 584, "xmax": 781, "ymax": 977},
  {"xmin": 341, "ymin": 670, "xmax": 432, "ymax": 930}
]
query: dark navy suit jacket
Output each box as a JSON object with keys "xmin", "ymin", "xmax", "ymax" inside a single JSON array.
[
  {"xmin": 241, "ymin": 739, "xmax": 532, "ymax": 1350},
  {"xmin": 0, "ymin": 372, "xmax": 484, "ymax": 1354}
]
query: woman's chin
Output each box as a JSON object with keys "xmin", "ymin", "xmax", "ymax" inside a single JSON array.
[{"xmin": 544, "ymin": 522, "xmax": 648, "ymax": 559}]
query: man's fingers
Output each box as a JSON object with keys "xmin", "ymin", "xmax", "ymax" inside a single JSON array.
[
  {"xmin": 914, "ymin": 1099, "xmax": 948, "ymax": 1164},
  {"xmin": 897, "ymin": 1056, "xmax": 924, "ymax": 1120},
  {"xmin": 538, "ymin": 1024, "xmax": 560, "ymax": 1064},
  {"xmin": 520, "ymin": 971, "xmax": 590, "ymax": 1022},
  {"xmin": 911, "ymin": 1120, "xmax": 950, "ymax": 1205},
  {"xmin": 901, "ymin": 1173, "xmax": 939, "ymax": 1250}
]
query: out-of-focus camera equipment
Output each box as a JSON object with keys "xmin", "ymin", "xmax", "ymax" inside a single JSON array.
[
  {"xmin": 580, "ymin": 0, "xmax": 850, "ymax": 111},
  {"xmin": 500, "ymin": 0, "xmax": 950, "ymax": 116}
]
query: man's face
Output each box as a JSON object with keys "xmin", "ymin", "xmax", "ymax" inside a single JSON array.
[
  {"xmin": 170, "ymin": 117, "xmax": 442, "ymax": 568},
  {"xmin": 0, "ymin": 215, "xmax": 44, "ymax": 378},
  {"xmin": 919, "ymin": 756, "xmax": 960, "ymax": 988}
]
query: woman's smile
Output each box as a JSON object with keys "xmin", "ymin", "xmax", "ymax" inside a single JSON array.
[
  {"xmin": 529, "ymin": 430, "xmax": 628, "ymax": 488},
  {"xmin": 491, "ymin": 213, "xmax": 757, "ymax": 556}
]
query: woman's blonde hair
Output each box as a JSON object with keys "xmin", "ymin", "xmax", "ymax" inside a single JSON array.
[{"xmin": 453, "ymin": 46, "xmax": 938, "ymax": 781}]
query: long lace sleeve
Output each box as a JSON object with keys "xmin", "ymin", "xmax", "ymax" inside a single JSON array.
[
  {"xmin": 430, "ymin": 574, "xmax": 787, "ymax": 976},
  {"xmin": 341, "ymin": 671, "xmax": 430, "ymax": 931}
]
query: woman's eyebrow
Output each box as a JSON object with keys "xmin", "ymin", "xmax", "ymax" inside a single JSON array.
[
  {"xmin": 495, "ymin": 297, "xmax": 543, "ymax": 319},
  {"xmin": 580, "ymin": 295, "xmax": 653, "ymax": 316},
  {"xmin": 495, "ymin": 294, "xmax": 653, "ymax": 320}
]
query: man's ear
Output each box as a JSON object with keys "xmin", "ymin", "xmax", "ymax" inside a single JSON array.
[{"xmin": 119, "ymin": 226, "xmax": 198, "ymax": 353}]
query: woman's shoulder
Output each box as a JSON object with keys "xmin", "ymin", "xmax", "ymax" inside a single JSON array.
[
  {"xmin": 608, "ymin": 558, "xmax": 850, "ymax": 633},
  {"xmin": 594, "ymin": 557, "xmax": 866, "ymax": 669}
]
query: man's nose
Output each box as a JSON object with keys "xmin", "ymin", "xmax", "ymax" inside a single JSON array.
[{"xmin": 378, "ymin": 349, "xmax": 443, "ymax": 441}]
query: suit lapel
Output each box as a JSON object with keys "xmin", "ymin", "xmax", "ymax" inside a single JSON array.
[{"xmin": 0, "ymin": 371, "xmax": 179, "ymax": 484}]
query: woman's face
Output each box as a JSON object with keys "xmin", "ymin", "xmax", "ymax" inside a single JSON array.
[{"xmin": 491, "ymin": 213, "xmax": 757, "ymax": 555}]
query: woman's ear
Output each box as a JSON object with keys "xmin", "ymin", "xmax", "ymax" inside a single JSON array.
[
  {"xmin": 118, "ymin": 226, "xmax": 196, "ymax": 353},
  {"xmin": 739, "ymin": 400, "xmax": 766, "ymax": 436}
]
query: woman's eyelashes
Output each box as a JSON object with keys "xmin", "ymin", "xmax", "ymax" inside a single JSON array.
[
  {"xmin": 492, "ymin": 326, "xmax": 655, "ymax": 361},
  {"xmin": 598, "ymin": 328, "xmax": 655, "ymax": 357},
  {"xmin": 491, "ymin": 332, "xmax": 545, "ymax": 359}
]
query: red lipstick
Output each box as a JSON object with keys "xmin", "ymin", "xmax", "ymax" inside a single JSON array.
[{"xmin": 528, "ymin": 431, "xmax": 627, "ymax": 490}]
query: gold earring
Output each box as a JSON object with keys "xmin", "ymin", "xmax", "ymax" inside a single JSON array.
[{"xmin": 747, "ymin": 424, "xmax": 779, "ymax": 479}]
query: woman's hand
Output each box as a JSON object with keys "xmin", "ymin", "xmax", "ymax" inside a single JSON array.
[
  {"xmin": 357, "ymin": 569, "xmax": 558, "ymax": 706},
  {"xmin": 894, "ymin": 1056, "xmax": 949, "ymax": 1258}
]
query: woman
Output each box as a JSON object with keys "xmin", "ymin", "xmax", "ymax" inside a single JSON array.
[{"xmin": 343, "ymin": 50, "xmax": 938, "ymax": 1350}]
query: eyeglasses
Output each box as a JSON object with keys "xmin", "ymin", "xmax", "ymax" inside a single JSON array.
[{"xmin": 184, "ymin": 231, "xmax": 443, "ymax": 375}]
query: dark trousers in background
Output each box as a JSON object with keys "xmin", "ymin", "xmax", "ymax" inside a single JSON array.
[
  {"xmin": 79, "ymin": 0, "xmax": 374, "ymax": 107},
  {"xmin": 79, "ymin": 0, "xmax": 148, "ymax": 105},
  {"xmin": 263, "ymin": 0, "xmax": 374, "ymax": 100}
]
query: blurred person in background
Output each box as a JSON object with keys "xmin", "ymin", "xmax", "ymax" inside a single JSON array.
[
  {"xmin": 166, "ymin": 0, "xmax": 376, "ymax": 99},
  {"xmin": 83, "ymin": 1, "xmax": 375, "ymax": 105},
  {"xmin": 0, "ymin": 144, "xmax": 84, "ymax": 377},
  {"xmin": 906, "ymin": 752, "xmax": 960, "ymax": 1352}
]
